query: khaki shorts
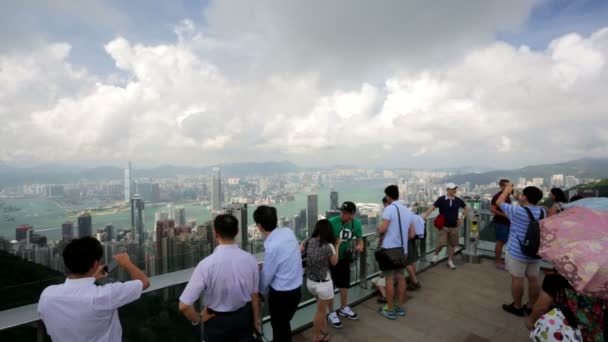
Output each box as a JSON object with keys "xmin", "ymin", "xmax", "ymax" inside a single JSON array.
[
  {"xmin": 383, "ymin": 268, "xmax": 405, "ymax": 277},
  {"xmin": 505, "ymin": 253, "xmax": 540, "ymax": 278},
  {"xmin": 437, "ymin": 227, "xmax": 459, "ymax": 247}
]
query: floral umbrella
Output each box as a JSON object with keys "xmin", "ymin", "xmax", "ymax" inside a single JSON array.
[{"xmin": 539, "ymin": 206, "xmax": 608, "ymax": 299}]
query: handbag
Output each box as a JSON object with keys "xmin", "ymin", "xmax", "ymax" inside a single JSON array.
[
  {"xmin": 434, "ymin": 214, "xmax": 445, "ymax": 229},
  {"xmin": 301, "ymin": 239, "xmax": 310, "ymax": 268},
  {"xmin": 374, "ymin": 203, "xmax": 407, "ymax": 271}
]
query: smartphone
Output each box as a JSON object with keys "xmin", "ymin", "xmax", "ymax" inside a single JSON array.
[{"xmin": 103, "ymin": 260, "xmax": 118, "ymax": 274}]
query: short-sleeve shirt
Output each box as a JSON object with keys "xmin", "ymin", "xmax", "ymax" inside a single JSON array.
[
  {"xmin": 433, "ymin": 196, "xmax": 466, "ymax": 228},
  {"xmin": 491, "ymin": 192, "xmax": 511, "ymax": 225},
  {"xmin": 305, "ymin": 239, "xmax": 336, "ymax": 281},
  {"xmin": 381, "ymin": 202, "xmax": 414, "ymax": 254},
  {"xmin": 328, "ymin": 216, "xmax": 363, "ymax": 259},
  {"xmin": 500, "ymin": 203, "xmax": 545, "ymax": 263},
  {"xmin": 38, "ymin": 278, "xmax": 143, "ymax": 342},
  {"xmin": 179, "ymin": 244, "xmax": 259, "ymax": 312}
]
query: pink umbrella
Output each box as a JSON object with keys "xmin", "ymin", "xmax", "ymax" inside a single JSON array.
[{"xmin": 539, "ymin": 206, "xmax": 608, "ymax": 299}]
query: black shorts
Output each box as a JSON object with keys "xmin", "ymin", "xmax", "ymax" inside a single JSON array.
[
  {"xmin": 330, "ymin": 259, "xmax": 351, "ymax": 289},
  {"xmin": 406, "ymin": 240, "xmax": 418, "ymax": 265}
]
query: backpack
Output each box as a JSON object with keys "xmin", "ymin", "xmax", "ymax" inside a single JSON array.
[{"xmin": 519, "ymin": 206, "xmax": 545, "ymax": 258}]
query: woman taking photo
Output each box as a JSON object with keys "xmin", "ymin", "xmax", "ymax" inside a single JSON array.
[{"xmin": 301, "ymin": 219, "xmax": 342, "ymax": 342}]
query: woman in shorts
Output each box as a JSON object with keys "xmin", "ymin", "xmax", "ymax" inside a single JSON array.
[{"xmin": 304, "ymin": 219, "xmax": 342, "ymax": 342}]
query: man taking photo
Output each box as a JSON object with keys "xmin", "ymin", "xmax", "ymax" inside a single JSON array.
[{"xmin": 38, "ymin": 236, "xmax": 150, "ymax": 342}]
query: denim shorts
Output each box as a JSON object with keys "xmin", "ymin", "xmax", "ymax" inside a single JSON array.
[{"xmin": 494, "ymin": 223, "xmax": 510, "ymax": 242}]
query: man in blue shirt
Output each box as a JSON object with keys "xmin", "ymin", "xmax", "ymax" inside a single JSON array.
[
  {"xmin": 377, "ymin": 185, "xmax": 415, "ymax": 320},
  {"xmin": 423, "ymin": 183, "xmax": 468, "ymax": 270},
  {"xmin": 256, "ymin": 205, "xmax": 303, "ymax": 342},
  {"xmin": 496, "ymin": 182, "xmax": 545, "ymax": 317}
]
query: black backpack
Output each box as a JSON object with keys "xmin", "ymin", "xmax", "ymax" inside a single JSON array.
[{"xmin": 519, "ymin": 207, "xmax": 545, "ymax": 259}]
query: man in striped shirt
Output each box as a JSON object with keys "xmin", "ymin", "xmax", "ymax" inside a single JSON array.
[{"xmin": 496, "ymin": 182, "xmax": 545, "ymax": 317}]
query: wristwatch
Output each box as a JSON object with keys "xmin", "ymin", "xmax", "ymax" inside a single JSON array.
[{"xmin": 191, "ymin": 317, "xmax": 201, "ymax": 326}]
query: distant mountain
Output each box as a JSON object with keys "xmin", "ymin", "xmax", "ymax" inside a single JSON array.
[
  {"xmin": 445, "ymin": 158, "xmax": 608, "ymax": 186},
  {"xmin": 0, "ymin": 161, "xmax": 300, "ymax": 187}
]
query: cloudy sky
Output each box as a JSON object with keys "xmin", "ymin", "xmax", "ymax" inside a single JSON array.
[{"xmin": 1, "ymin": 0, "xmax": 608, "ymax": 169}]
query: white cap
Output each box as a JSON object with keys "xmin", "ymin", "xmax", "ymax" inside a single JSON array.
[{"xmin": 446, "ymin": 183, "xmax": 458, "ymax": 190}]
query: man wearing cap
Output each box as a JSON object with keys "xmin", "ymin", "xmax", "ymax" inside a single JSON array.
[
  {"xmin": 326, "ymin": 201, "xmax": 364, "ymax": 328},
  {"xmin": 423, "ymin": 183, "xmax": 468, "ymax": 270}
]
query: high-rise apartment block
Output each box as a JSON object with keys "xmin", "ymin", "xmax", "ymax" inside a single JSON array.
[
  {"xmin": 330, "ymin": 191, "xmax": 339, "ymax": 210},
  {"xmin": 77, "ymin": 212, "xmax": 92, "ymax": 238},
  {"xmin": 61, "ymin": 222, "xmax": 74, "ymax": 241},
  {"xmin": 307, "ymin": 194, "xmax": 318, "ymax": 236},
  {"xmin": 130, "ymin": 195, "xmax": 145, "ymax": 245},
  {"xmin": 211, "ymin": 167, "xmax": 222, "ymax": 211}
]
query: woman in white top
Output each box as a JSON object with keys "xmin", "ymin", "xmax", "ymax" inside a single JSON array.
[{"xmin": 301, "ymin": 219, "xmax": 341, "ymax": 342}]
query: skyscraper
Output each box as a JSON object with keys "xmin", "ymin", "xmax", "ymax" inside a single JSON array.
[
  {"xmin": 124, "ymin": 161, "xmax": 134, "ymax": 202},
  {"xmin": 77, "ymin": 212, "xmax": 92, "ymax": 238},
  {"xmin": 176, "ymin": 206, "xmax": 187, "ymax": 226},
  {"xmin": 15, "ymin": 224, "xmax": 33, "ymax": 241},
  {"xmin": 330, "ymin": 191, "xmax": 339, "ymax": 210},
  {"xmin": 211, "ymin": 167, "xmax": 222, "ymax": 211},
  {"xmin": 61, "ymin": 222, "xmax": 74, "ymax": 241},
  {"xmin": 307, "ymin": 194, "xmax": 318, "ymax": 236},
  {"xmin": 130, "ymin": 195, "xmax": 145, "ymax": 245},
  {"xmin": 224, "ymin": 203, "xmax": 248, "ymax": 250},
  {"xmin": 104, "ymin": 224, "xmax": 114, "ymax": 242}
]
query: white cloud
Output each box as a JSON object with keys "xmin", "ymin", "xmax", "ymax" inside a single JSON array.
[{"xmin": 1, "ymin": 2, "xmax": 608, "ymax": 168}]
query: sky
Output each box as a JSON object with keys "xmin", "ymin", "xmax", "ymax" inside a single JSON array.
[{"xmin": 1, "ymin": 0, "xmax": 608, "ymax": 169}]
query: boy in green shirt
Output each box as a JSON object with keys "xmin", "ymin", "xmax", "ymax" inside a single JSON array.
[{"xmin": 326, "ymin": 201, "xmax": 364, "ymax": 329}]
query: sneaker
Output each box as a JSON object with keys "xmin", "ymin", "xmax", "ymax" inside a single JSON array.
[
  {"xmin": 327, "ymin": 312, "xmax": 342, "ymax": 329},
  {"xmin": 378, "ymin": 305, "xmax": 396, "ymax": 320},
  {"xmin": 431, "ymin": 254, "xmax": 439, "ymax": 264},
  {"xmin": 407, "ymin": 281, "xmax": 422, "ymax": 291},
  {"xmin": 394, "ymin": 305, "xmax": 406, "ymax": 317},
  {"xmin": 447, "ymin": 260, "xmax": 456, "ymax": 270},
  {"xmin": 502, "ymin": 303, "xmax": 525, "ymax": 317},
  {"xmin": 337, "ymin": 306, "xmax": 359, "ymax": 320}
]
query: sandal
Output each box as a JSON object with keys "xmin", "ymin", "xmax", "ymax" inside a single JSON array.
[{"xmin": 315, "ymin": 332, "xmax": 330, "ymax": 342}]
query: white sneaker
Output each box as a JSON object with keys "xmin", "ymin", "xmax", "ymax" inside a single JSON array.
[
  {"xmin": 327, "ymin": 312, "xmax": 342, "ymax": 328},
  {"xmin": 338, "ymin": 306, "xmax": 359, "ymax": 320},
  {"xmin": 447, "ymin": 260, "xmax": 456, "ymax": 270},
  {"xmin": 431, "ymin": 254, "xmax": 439, "ymax": 264}
]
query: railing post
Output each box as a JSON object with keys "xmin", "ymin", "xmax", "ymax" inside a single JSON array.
[
  {"xmin": 359, "ymin": 235, "xmax": 368, "ymax": 289},
  {"xmin": 36, "ymin": 321, "xmax": 45, "ymax": 342}
]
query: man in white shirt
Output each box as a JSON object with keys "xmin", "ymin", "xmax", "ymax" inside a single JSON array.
[{"xmin": 38, "ymin": 236, "xmax": 150, "ymax": 342}]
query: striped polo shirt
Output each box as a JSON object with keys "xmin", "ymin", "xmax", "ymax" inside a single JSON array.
[{"xmin": 500, "ymin": 203, "xmax": 545, "ymax": 263}]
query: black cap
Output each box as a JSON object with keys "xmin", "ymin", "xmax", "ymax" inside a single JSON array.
[{"xmin": 340, "ymin": 201, "xmax": 356, "ymax": 214}]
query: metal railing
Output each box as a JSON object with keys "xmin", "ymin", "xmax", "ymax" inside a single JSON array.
[{"xmin": 0, "ymin": 214, "xmax": 465, "ymax": 341}]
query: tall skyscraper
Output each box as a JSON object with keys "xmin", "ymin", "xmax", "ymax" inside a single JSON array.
[
  {"xmin": 124, "ymin": 161, "xmax": 134, "ymax": 202},
  {"xmin": 307, "ymin": 194, "xmax": 318, "ymax": 236},
  {"xmin": 211, "ymin": 167, "xmax": 222, "ymax": 211},
  {"xmin": 167, "ymin": 203, "xmax": 176, "ymax": 220},
  {"xmin": 61, "ymin": 222, "xmax": 74, "ymax": 241},
  {"xmin": 330, "ymin": 191, "xmax": 339, "ymax": 210},
  {"xmin": 15, "ymin": 224, "xmax": 33, "ymax": 242},
  {"xmin": 77, "ymin": 212, "xmax": 92, "ymax": 238},
  {"xmin": 104, "ymin": 224, "xmax": 114, "ymax": 242},
  {"xmin": 224, "ymin": 203, "xmax": 248, "ymax": 250},
  {"xmin": 130, "ymin": 195, "xmax": 145, "ymax": 245},
  {"xmin": 176, "ymin": 206, "xmax": 187, "ymax": 226}
]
